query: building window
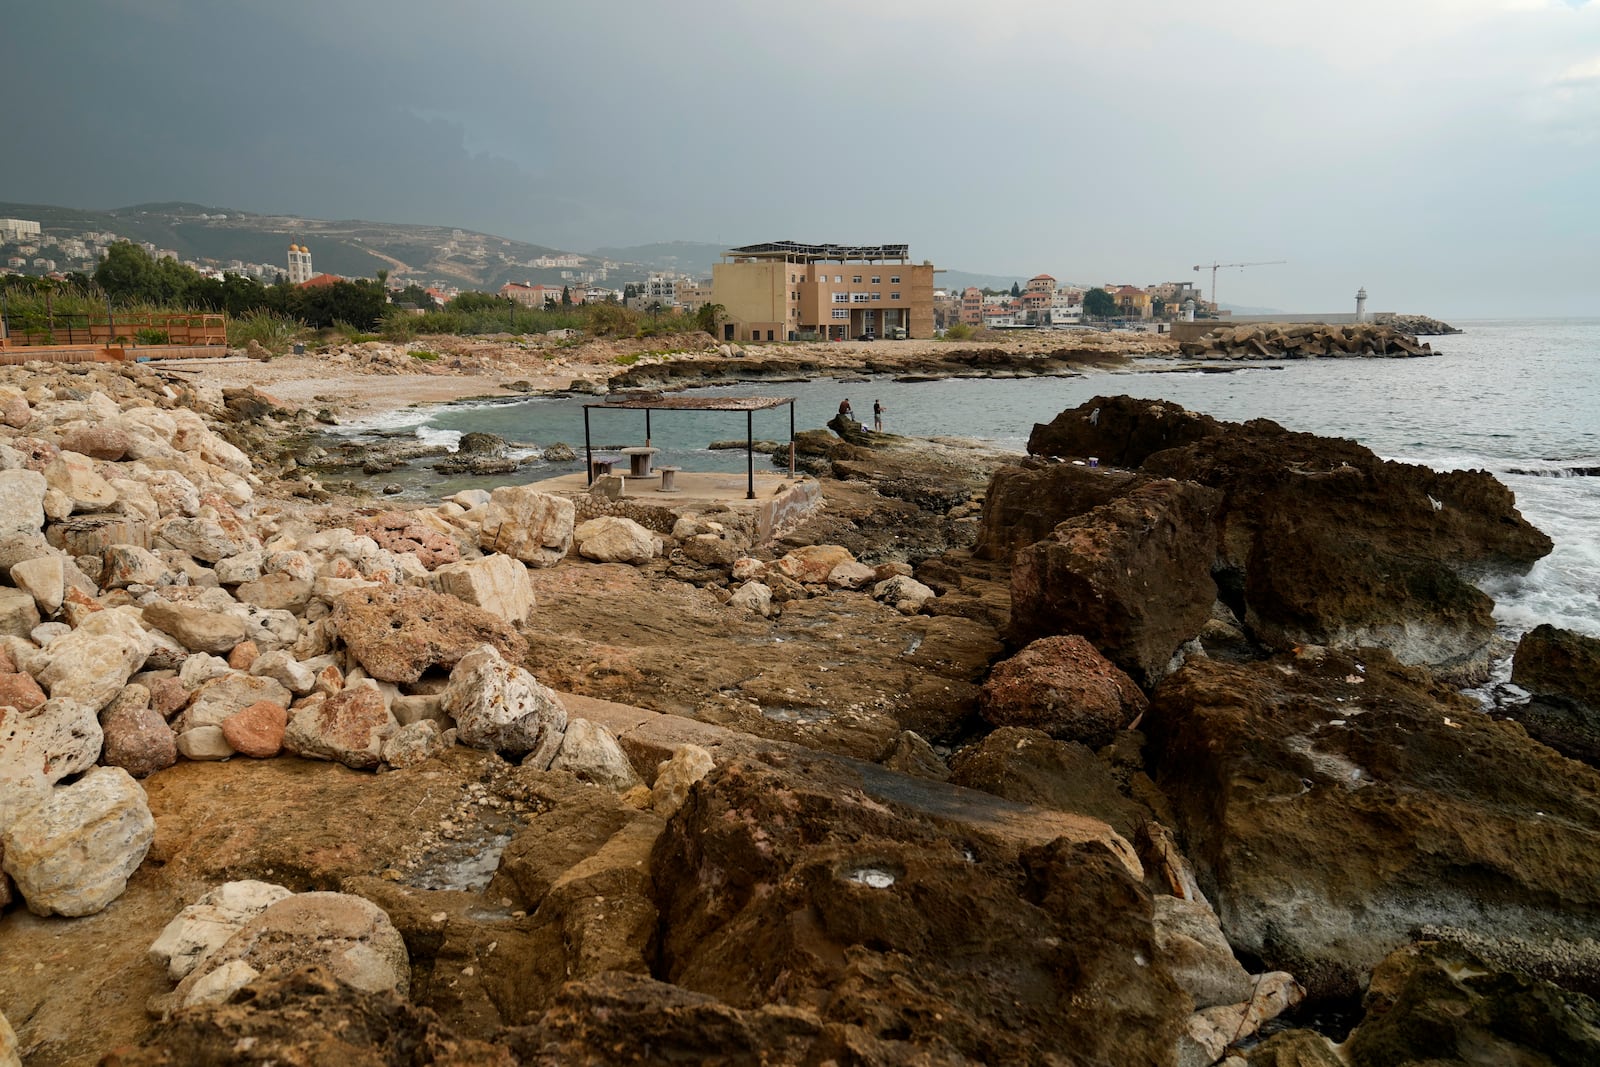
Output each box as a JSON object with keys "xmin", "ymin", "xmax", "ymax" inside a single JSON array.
[
  {"xmin": 834, "ymin": 275, "xmax": 843, "ymax": 283},
  {"xmin": 832, "ymin": 309, "xmax": 848, "ymax": 319},
  {"xmin": 890, "ymin": 275, "xmax": 900, "ymax": 283},
  {"xmin": 871, "ymin": 293, "xmax": 881, "ymax": 301},
  {"xmin": 852, "ymin": 275, "xmax": 862, "ymax": 284},
  {"xmin": 833, "ymin": 293, "xmax": 850, "ymax": 303},
  {"xmin": 852, "ymin": 293, "xmax": 870, "ymax": 303},
  {"xmin": 890, "ymin": 292, "xmax": 901, "ymax": 300},
  {"xmin": 871, "ymin": 276, "xmax": 880, "ymax": 284}
]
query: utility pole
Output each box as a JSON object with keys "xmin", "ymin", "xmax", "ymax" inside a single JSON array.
[{"xmin": 1191, "ymin": 260, "xmax": 1286, "ymax": 307}]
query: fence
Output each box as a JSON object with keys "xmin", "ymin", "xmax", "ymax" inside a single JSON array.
[{"xmin": 0, "ymin": 311, "xmax": 226, "ymax": 348}]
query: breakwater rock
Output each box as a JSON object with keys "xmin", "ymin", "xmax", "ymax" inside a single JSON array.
[
  {"xmin": 1179, "ymin": 322, "xmax": 1434, "ymax": 359},
  {"xmin": 1015, "ymin": 395, "xmax": 1550, "ymax": 681}
]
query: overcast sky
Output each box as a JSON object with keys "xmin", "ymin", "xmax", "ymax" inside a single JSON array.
[{"xmin": 6, "ymin": 1, "xmax": 1597, "ymax": 316}]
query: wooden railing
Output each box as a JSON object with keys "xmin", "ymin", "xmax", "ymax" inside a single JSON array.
[{"xmin": 0, "ymin": 312, "xmax": 226, "ymax": 348}]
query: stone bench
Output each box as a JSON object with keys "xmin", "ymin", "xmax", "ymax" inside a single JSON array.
[
  {"xmin": 656, "ymin": 466, "xmax": 682, "ymax": 493},
  {"xmin": 620, "ymin": 446, "xmax": 659, "ymax": 477},
  {"xmin": 589, "ymin": 455, "xmax": 621, "ymax": 479}
]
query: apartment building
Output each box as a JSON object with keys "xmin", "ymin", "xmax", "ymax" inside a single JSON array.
[
  {"xmin": 286, "ymin": 244, "xmax": 314, "ymax": 285},
  {"xmin": 711, "ymin": 241, "xmax": 936, "ymax": 342}
]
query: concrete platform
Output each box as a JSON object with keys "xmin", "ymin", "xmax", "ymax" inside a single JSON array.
[{"xmin": 526, "ymin": 466, "xmax": 821, "ymax": 542}]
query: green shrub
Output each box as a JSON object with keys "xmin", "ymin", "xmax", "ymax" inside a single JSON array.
[
  {"xmin": 943, "ymin": 323, "xmax": 975, "ymax": 341},
  {"xmin": 227, "ymin": 310, "xmax": 306, "ymax": 353},
  {"xmin": 613, "ymin": 353, "xmax": 640, "ymax": 365},
  {"xmin": 410, "ymin": 349, "xmax": 440, "ymax": 361},
  {"xmin": 134, "ymin": 327, "xmax": 170, "ymax": 345}
]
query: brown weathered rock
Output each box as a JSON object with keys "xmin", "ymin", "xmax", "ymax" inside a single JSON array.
[
  {"xmin": 148, "ymin": 675, "xmax": 190, "ymax": 719},
  {"xmin": 143, "ymin": 599, "xmax": 249, "ymax": 655},
  {"xmin": 226, "ymin": 640, "xmax": 259, "ymax": 671},
  {"xmin": 221, "ymin": 700, "xmax": 287, "ymax": 759},
  {"xmin": 1010, "ymin": 480, "xmax": 1221, "ymax": 687},
  {"xmin": 234, "ymin": 573, "xmax": 313, "ymax": 613},
  {"xmin": 0, "ymin": 671, "xmax": 47, "ymax": 713},
  {"xmin": 1146, "ymin": 648, "xmax": 1600, "ymax": 1000},
  {"xmin": 1513, "ymin": 623, "xmax": 1600, "ymax": 712},
  {"xmin": 975, "ymin": 461, "xmax": 1149, "ymax": 562},
  {"xmin": 980, "ymin": 634, "xmax": 1147, "ymax": 747},
  {"xmin": 100, "ymin": 686, "xmax": 176, "ymax": 778},
  {"xmin": 59, "ymin": 427, "xmax": 130, "ymax": 462},
  {"xmin": 332, "ymin": 585, "xmax": 527, "ymax": 685},
  {"xmin": 652, "ymin": 756, "xmax": 1188, "ymax": 1064}
]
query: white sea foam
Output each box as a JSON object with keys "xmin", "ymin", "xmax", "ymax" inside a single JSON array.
[{"xmin": 416, "ymin": 426, "xmax": 463, "ymax": 451}]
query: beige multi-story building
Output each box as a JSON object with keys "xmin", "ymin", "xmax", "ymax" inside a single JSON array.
[
  {"xmin": 711, "ymin": 242, "xmax": 936, "ymax": 342},
  {"xmin": 286, "ymin": 244, "xmax": 313, "ymax": 285}
]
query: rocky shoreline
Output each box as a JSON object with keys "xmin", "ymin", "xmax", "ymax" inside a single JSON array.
[{"xmin": 2, "ymin": 348, "xmax": 1598, "ymax": 1066}]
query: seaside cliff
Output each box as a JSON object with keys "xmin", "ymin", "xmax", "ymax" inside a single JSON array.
[{"xmin": 0, "ymin": 357, "xmax": 1597, "ymax": 1065}]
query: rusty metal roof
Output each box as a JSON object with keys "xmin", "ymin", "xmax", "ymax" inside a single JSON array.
[{"xmin": 585, "ymin": 395, "xmax": 793, "ymax": 411}]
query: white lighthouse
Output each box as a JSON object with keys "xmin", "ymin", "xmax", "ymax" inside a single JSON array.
[{"xmin": 1355, "ymin": 287, "xmax": 1369, "ymax": 323}]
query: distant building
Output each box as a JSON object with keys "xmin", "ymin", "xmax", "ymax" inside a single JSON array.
[
  {"xmin": 500, "ymin": 281, "xmax": 561, "ymax": 307},
  {"xmin": 298, "ymin": 273, "xmax": 342, "ymax": 288},
  {"xmin": 0, "ymin": 219, "xmax": 42, "ymax": 243},
  {"xmin": 711, "ymin": 241, "xmax": 936, "ymax": 342},
  {"xmin": 961, "ymin": 287, "xmax": 984, "ymax": 325},
  {"xmin": 287, "ymin": 244, "xmax": 314, "ymax": 285}
]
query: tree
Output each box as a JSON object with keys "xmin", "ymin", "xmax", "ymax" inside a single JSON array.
[
  {"xmin": 1083, "ymin": 287, "xmax": 1116, "ymax": 319},
  {"xmin": 94, "ymin": 241, "xmax": 159, "ymax": 303},
  {"xmin": 694, "ymin": 302, "xmax": 726, "ymax": 336},
  {"xmin": 1010, "ymin": 281, "xmax": 1021, "ymax": 298}
]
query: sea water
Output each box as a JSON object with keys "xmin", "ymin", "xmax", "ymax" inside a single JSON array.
[{"xmin": 335, "ymin": 318, "xmax": 1599, "ymax": 639}]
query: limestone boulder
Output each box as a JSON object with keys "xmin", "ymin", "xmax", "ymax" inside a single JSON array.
[
  {"xmin": 176, "ymin": 724, "xmax": 234, "ymax": 761},
  {"xmin": 154, "ymin": 516, "xmax": 250, "ymax": 563},
  {"xmin": 283, "ymin": 682, "xmax": 395, "ymax": 770},
  {"xmin": 1146, "ymin": 648, "xmax": 1600, "ymax": 1000},
  {"xmin": 440, "ymin": 644, "xmax": 567, "ymax": 765},
  {"xmin": 0, "ymin": 469, "xmax": 46, "ymax": 536},
  {"xmin": 0, "ymin": 672, "xmax": 46, "ymax": 712},
  {"xmin": 872, "ymin": 574, "xmax": 936, "ymax": 615},
  {"xmin": 574, "ymin": 516, "xmax": 661, "ymax": 564},
  {"xmin": 650, "ymin": 743, "xmax": 715, "ymax": 817},
  {"xmin": 1, "ymin": 766, "xmax": 154, "ymax": 917},
  {"xmin": 478, "ymin": 484, "xmax": 574, "ymax": 567},
  {"xmin": 170, "ymin": 891, "xmax": 409, "ymax": 1006},
  {"xmin": 42, "ymin": 451, "xmax": 118, "ymax": 512},
  {"xmin": 431, "ymin": 552, "xmax": 535, "ymax": 625},
  {"xmin": 0, "ymin": 700, "xmax": 103, "ymax": 832},
  {"xmin": 101, "ymin": 544, "xmax": 171, "ymax": 589},
  {"xmin": 143, "ymin": 599, "xmax": 249, "ymax": 655},
  {"xmin": 1153, "ymin": 895, "xmax": 1254, "ymax": 1010},
  {"xmin": 727, "ymin": 580, "xmax": 773, "ymax": 617},
  {"xmin": 0, "ymin": 588, "xmax": 40, "ymax": 639},
  {"xmin": 10, "ymin": 555, "xmax": 64, "ymax": 615},
  {"xmin": 149, "ymin": 879, "xmax": 294, "ymax": 981},
  {"xmin": 1010, "ymin": 479, "xmax": 1221, "ymax": 688},
  {"xmin": 380, "ymin": 718, "xmax": 453, "ymax": 768},
  {"xmin": 234, "ymin": 572, "xmax": 313, "ymax": 613},
  {"xmin": 550, "ymin": 717, "xmax": 642, "ymax": 790},
  {"xmin": 248, "ymin": 649, "xmax": 316, "ymax": 694},
  {"xmin": 60, "ymin": 426, "xmax": 130, "ymax": 461},
  {"xmin": 332, "ymin": 584, "xmax": 527, "ymax": 685},
  {"xmin": 980, "ymin": 634, "xmax": 1148, "ymax": 748},
  {"xmin": 773, "ymin": 544, "xmax": 855, "ymax": 585},
  {"xmin": 185, "ymin": 672, "xmax": 292, "ymax": 729},
  {"xmin": 33, "ymin": 627, "xmax": 147, "ymax": 712}
]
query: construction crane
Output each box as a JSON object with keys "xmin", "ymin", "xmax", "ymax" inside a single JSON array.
[{"xmin": 1191, "ymin": 260, "xmax": 1286, "ymax": 307}]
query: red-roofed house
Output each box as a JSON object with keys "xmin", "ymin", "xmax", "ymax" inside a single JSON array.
[{"xmin": 298, "ymin": 273, "xmax": 343, "ymax": 289}]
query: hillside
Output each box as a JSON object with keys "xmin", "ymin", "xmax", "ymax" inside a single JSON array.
[{"xmin": 0, "ymin": 201, "xmax": 646, "ymax": 290}]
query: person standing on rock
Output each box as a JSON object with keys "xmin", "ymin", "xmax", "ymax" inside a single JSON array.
[
  {"xmin": 839, "ymin": 398, "xmax": 853, "ymax": 419},
  {"xmin": 873, "ymin": 399, "xmax": 884, "ymax": 432}
]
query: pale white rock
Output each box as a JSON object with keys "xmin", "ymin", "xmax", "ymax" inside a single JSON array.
[
  {"xmin": 550, "ymin": 717, "xmax": 641, "ymax": 790},
  {"xmin": 155, "ymin": 516, "xmax": 248, "ymax": 563},
  {"xmin": 176, "ymin": 724, "xmax": 235, "ymax": 761},
  {"xmin": 0, "ymin": 469, "xmax": 47, "ymax": 535},
  {"xmin": 33, "ymin": 629, "xmax": 146, "ymax": 712},
  {"xmin": 1177, "ymin": 972, "xmax": 1304, "ymax": 1067},
  {"xmin": 391, "ymin": 693, "xmax": 445, "ymax": 726},
  {"xmin": 101, "ymin": 544, "xmax": 172, "ymax": 589},
  {"xmin": 142, "ymin": 599, "xmax": 248, "ymax": 655},
  {"xmin": 1154, "ymin": 895, "xmax": 1255, "ymax": 1010},
  {"xmin": 249, "ymin": 649, "xmax": 315, "ymax": 694},
  {"xmin": 149, "ymin": 879, "xmax": 293, "ymax": 980},
  {"xmin": 0, "ymin": 698, "xmax": 102, "ymax": 801},
  {"xmin": 230, "ymin": 603, "xmax": 299, "ymax": 651},
  {"xmin": 27, "ymin": 623, "xmax": 68, "ymax": 650},
  {"xmin": 873, "ymin": 575, "xmax": 936, "ymax": 615},
  {"xmin": 0, "ymin": 587, "xmax": 40, "ymax": 638},
  {"xmin": 381, "ymin": 719, "xmax": 453, "ymax": 768},
  {"xmin": 172, "ymin": 892, "xmax": 410, "ymax": 1004},
  {"xmin": 392, "ymin": 552, "xmax": 429, "ymax": 582},
  {"xmin": 143, "ymin": 469, "xmax": 201, "ymax": 517},
  {"xmin": 183, "ymin": 959, "xmax": 260, "ymax": 1007},
  {"xmin": 108, "ymin": 477, "xmax": 161, "ymax": 523},
  {"xmin": 11, "ymin": 555, "xmax": 65, "ymax": 615},
  {"xmin": 574, "ymin": 516, "xmax": 661, "ymax": 564},
  {"xmin": 828, "ymin": 560, "xmax": 877, "ymax": 589},
  {"xmin": 179, "ymin": 652, "xmax": 233, "ymax": 689},
  {"xmin": 0, "ymin": 765, "xmax": 155, "ymax": 917},
  {"xmin": 450, "ymin": 489, "xmax": 491, "ymax": 509},
  {"xmin": 1, "ymin": 1005, "xmax": 20, "ymax": 1067},
  {"xmin": 670, "ymin": 516, "xmax": 701, "ymax": 540},
  {"xmin": 478, "ymin": 485, "xmax": 574, "ymax": 568},
  {"xmin": 651, "ymin": 744, "xmax": 715, "ymax": 817},
  {"xmin": 728, "ymin": 581, "xmax": 774, "ymax": 617},
  {"xmin": 441, "ymin": 644, "xmax": 567, "ymax": 766},
  {"xmin": 41, "ymin": 488, "xmax": 73, "ymax": 522},
  {"xmin": 43, "ymin": 451, "xmax": 119, "ymax": 512},
  {"xmin": 431, "ymin": 552, "xmax": 535, "ymax": 625},
  {"xmin": 186, "ymin": 673, "xmax": 290, "ymax": 729},
  {"xmin": 730, "ymin": 557, "xmax": 767, "ymax": 581},
  {"xmin": 214, "ymin": 550, "xmax": 265, "ymax": 585},
  {"xmin": 264, "ymin": 549, "xmax": 316, "ymax": 583}
]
